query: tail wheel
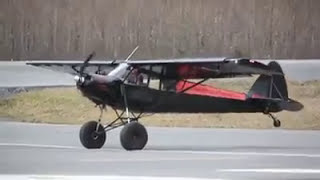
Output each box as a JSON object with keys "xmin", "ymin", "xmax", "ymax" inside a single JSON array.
[
  {"xmin": 80, "ymin": 121, "xmax": 106, "ymax": 149},
  {"xmin": 273, "ymin": 119, "xmax": 281, "ymax": 128},
  {"xmin": 120, "ymin": 121, "xmax": 148, "ymax": 150}
]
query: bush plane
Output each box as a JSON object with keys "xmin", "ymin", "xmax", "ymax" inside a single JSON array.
[{"xmin": 27, "ymin": 47, "xmax": 303, "ymax": 150}]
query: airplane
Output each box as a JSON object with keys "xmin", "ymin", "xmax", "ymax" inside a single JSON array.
[{"xmin": 26, "ymin": 47, "xmax": 303, "ymax": 150}]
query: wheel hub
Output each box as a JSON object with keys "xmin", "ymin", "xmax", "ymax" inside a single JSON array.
[{"xmin": 91, "ymin": 131, "xmax": 99, "ymax": 140}]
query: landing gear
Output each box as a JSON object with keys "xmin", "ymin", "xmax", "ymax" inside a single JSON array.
[
  {"xmin": 79, "ymin": 105, "xmax": 107, "ymax": 149},
  {"xmin": 79, "ymin": 121, "xmax": 106, "ymax": 149},
  {"xmin": 79, "ymin": 104, "xmax": 148, "ymax": 150},
  {"xmin": 119, "ymin": 84, "xmax": 148, "ymax": 150},
  {"xmin": 264, "ymin": 106, "xmax": 281, "ymax": 128},
  {"xmin": 268, "ymin": 113, "xmax": 281, "ymax": 128},
  {"xmin": 120, "ymin": 121, "xmax": 148, "ymax": 150}
]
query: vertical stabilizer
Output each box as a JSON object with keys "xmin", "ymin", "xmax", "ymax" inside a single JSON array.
[{"xmin": 248, "ymin": 61, "xmax": 288, "ymax": 100}]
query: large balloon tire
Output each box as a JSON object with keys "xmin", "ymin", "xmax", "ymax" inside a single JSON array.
[
  {"xmin": 80, "ymin": 121, "xmax": 106, "ymax": 149},
  {"xmin": 120, "ymin": 122, "xmax": 148, "ymax": 150}
]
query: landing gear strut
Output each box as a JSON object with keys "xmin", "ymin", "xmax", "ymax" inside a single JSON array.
[
  {"xmin": 264, "ymin": 106, "xmax": 281, "ymax": 128},
  {"xmin": 119, "ymin": 84, "xmax": 148, "ymax": 150}
]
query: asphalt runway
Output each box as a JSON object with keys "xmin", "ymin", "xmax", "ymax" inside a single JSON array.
[{"xmin": 1, "ymin": 119, "xmax": 320, "ymax": 179}]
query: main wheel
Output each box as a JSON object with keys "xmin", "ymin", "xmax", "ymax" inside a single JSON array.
[
  {"xmin": 120, "ymin": 121, "xmax": 148, "ymax": 150},
  {"xmin": 79, "ymin": 121, "xmax": 106, "ymax": 149}
]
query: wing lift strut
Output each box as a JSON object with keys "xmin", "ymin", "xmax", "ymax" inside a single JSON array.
[{"xmin": 177, "ymin": 78, "xmax": 209, "ymax": 93}]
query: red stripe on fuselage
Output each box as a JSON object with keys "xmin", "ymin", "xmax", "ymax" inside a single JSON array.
[{"xmin": 176, "ymin": 81, "xmax": 246, "ymax": 101}]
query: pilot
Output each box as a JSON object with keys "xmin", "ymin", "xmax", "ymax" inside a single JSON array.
[{"xmin": 128, "ymin": 69, "xmax": 144, "ymax": 85}]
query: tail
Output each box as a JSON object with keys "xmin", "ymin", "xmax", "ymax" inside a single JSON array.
[
  {"xmin": 248, "ymin": 61, "xmax": 288, "ymax": 99},
  {"xmin": 248, "ymin": 61, "xmax": 303, "ymax": 111}
]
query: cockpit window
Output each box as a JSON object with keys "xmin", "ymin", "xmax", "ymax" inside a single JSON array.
[{"xmin": 107, "ymin": 63, "xmax": 129, "ymax": 79}]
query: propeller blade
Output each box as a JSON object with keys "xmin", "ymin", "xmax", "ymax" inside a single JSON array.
[{"xmin": 80, "ymin": 51, "xmax": 96, "ymax": 76}]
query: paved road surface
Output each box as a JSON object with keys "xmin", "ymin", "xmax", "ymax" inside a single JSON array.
[
  {"xmin": 1, "ymin": 119, "xmax": 320, "ymax": 179},
  {"xmin": 0, "ymin": 61, "xmax": 73, "ymax": 88}
]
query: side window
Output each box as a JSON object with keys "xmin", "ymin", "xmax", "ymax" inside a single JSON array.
[
  {"xmin": 161, "ymin": 79, "xmax": 177, "ymax": 92},
  {"xmin": 148, "ymin": 66, "xmax": 177, "ymax": 92},
  {"xmin": 125, "ymin": 65, "xmax": 177, "ymax": 92},
  {"xmin": 127, "ymin": 69, "xmax": 148, "ymax": 86}
]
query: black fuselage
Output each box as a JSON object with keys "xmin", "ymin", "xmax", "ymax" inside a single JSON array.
[{"xmin": 77, "ymin": 74, "xmax": 282, "ymax": 114}]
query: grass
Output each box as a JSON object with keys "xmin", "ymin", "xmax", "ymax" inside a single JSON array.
[{"xmin": 0, "ymin": 78, "xmax": 320, "ymax": 129}]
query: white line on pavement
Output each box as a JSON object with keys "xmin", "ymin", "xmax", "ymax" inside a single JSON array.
[
  {"xmin": 0, "ymin": 143, "xmax": 80, "ymax": 149},
  {"xmin": 0, "ymin": 175, "xmax": 224, "ymax": 180},
  {"xmin": 147, "ymin": 150, "xmax": 320, "ymax": 158},
  {"xmin": 217, "ymin": 168, "xmax": 320, "ymax": 174},
  {"xmin": 2, "ymin": 143, "xmax": 320, "ymax": 159}
]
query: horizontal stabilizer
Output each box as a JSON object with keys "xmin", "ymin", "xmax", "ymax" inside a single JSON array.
[{"xmin": 280, "ymin": 98, "xmax": 304, "ymax": 112}]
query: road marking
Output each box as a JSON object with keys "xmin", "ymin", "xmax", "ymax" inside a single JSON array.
[
  {"xmin": 0, "ymin": 143, "xmax": 80, "ymax": 149},
  {"xmin": 1, "ymin": 143, "xmax": 320, "ymax": 159},
  {"xmin": 217, "ymin": 168, "xmax": 320, "ymax": 174},
  {"xmin": 0, "ymin": 175, "xmax": 224, "ymax": 180},
  {"xmin": 146, "ymin": 150, "xmax": 320, "ymax": 158},
  {"xmin": 82, "ymin": 156, "xmax": 243, "ymax": 162}
]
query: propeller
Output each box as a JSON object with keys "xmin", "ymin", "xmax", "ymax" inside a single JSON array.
[
  {"xmin": 75, "ymin": 46, "xmax": 138, "ymax": 87},
  {"xmin": 80, "ymin": 51, "xmax": 96, "ymax": 76},
  {"xmin": 74, "ymin": 51, "xmax": 96, "ymax": 85}
]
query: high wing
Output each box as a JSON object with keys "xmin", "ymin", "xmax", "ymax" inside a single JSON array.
[
  {"xmin": 26, "ymin": 58, "xmax": 283, "ymax": 79},
  {"xmin": 26, "ymin": 60, "xmax": 118, "ymax": 75},
  {"xmin": 128, "ymin": 58, "xmax": 283, "ymax": 79}
]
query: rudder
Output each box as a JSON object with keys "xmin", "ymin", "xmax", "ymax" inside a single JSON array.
[{"xmin": 248, "ymin": 61, "xmax": 288, "ymax": 100}]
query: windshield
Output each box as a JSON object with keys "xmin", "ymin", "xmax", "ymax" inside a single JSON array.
[{"xmin": 107, "ymin": 63, "xmax": 130, "ymax": 79}]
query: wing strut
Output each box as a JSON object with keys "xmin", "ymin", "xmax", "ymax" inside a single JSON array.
[
  {"xmin": 125, "ymin": 46, "xmax": 139, "ymax": 62},
  {"xmin": 120, "ymin": 84, "xmax": 131, "ymax": 123},
  {"xmin": 178, "ymin": 78, "xmax": 209, "ymax": 93}
]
